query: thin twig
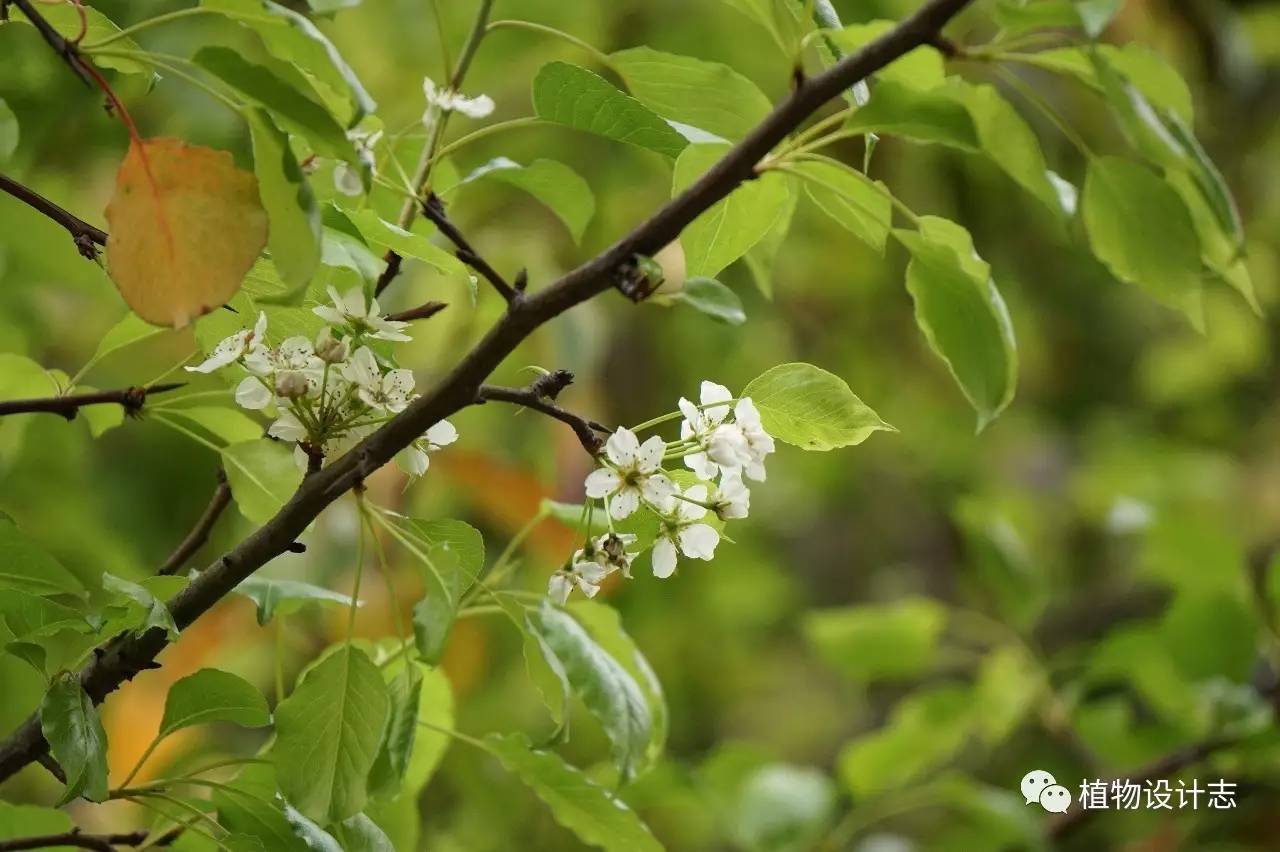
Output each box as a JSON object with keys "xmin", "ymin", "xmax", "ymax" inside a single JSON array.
[
  {"xmin": 478, "ymin": 370, "xmax": 609, "ymax": 455},
  {"xmin": 385, "ymin": 300, "xmax": 448, "ymax": 323},
  {"xmin": 0, "ymin": 830, "xmax": 150, "ymax": 852},
  {"xmin": 0, "ymin": 173, "xmax": 107, "ymax": 260},
  {"xmin": 421, "ymin": 193, "xmax": 517, "ymax": 302},
  {"xmin": 0, "ymin": 383, "xmax": 183, "ymax": 420},
  {"xmin": 158, "ymin": 470, "xmax": 232, "ymax": 576},
  {"xmin": 5, "ymin": 0, "xmax": 94, "ymax": 86}
]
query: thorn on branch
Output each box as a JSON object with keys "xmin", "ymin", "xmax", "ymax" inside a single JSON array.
[{"xmin": 286, "ymin": 541, "xmax": 307, "ymax": 554}]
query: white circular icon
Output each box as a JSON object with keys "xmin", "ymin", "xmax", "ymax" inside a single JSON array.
[
  {"xmin": 1039, "ymin": 783, "xmax": 1072, "ymax": 813},
  {"xmin": 1020, "ymin": 769, "xmax": 1056, "ymax": 805}
]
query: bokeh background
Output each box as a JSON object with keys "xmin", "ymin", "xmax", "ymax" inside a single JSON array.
[{"xmin": 4, "ymin": 0, "xmax": 1280, "ymax": 848}]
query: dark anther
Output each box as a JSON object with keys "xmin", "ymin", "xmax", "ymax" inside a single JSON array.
[{"xmin": 286, "ymin": 541, "xmax": 307, "ymax": 554}]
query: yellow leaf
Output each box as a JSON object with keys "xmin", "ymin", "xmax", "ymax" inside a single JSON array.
[{"xmin": 105, "ymin": 137, "xmax": 268, "ymax": 328}]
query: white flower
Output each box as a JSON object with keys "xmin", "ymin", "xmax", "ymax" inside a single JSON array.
[
  {"xmin": 268, "ymin": 409, "xmax": 308, "ymax": 442},
  {"xmin": 243, "ymin": 335, "xmax": 322, "ymax": 380},
  {"xmin": 575, "ymin": 532, "xmax": 639, "ymax": 580},
  {"xmin": 547, "ymin": 564, "xmax": 608, "ymax": 604},
  {"xmin": 680, "ymin": 381, "xmax": 750, "ymax": 480},
  {"xmin": 734, "ymin": 398, "xmax": 775, "ymax": 482},
  {"xmin": 423, "ymin": 77, "xmax": 495, "ymax": 120},
  {"xmin": 583, "ymin": 428, "xmax": 674, "ymax": 520},
  {"xmin": 313, "ymin": 286, "xmax": 411, "ymax": 342},
  {"xmin": 186, "ymin": 312, "xmax": 267, "ymax": 373},
  {"xmin": 547, "ymin": 572, "xmax": 574, "ymax": 606},
  {"xmin": 342, "ymin": 347, "xmax": 415, "ymax": 413},
  {"xmin": 652, "ymin": 484, "xmax": 720, "ymax": 579},
  {"xmin": 332, "ymin": 128, "xmax": 381, "ymax": 197},
  {"xmin": 333, "ymin": 162, "xmax": 363, "ymax": 197},
  {"xmin": 235, "ymin": 376, "xmax": 272, "ymax": 410},
  {"xmin": 395, "ymin": 419, "xmax": 458, "ymax": 477},
  {"xmin": 314, "ymin": 327, "xmax": 350, "ymax": 364},
  {"xmin": 710, "ymin": 470, "xmax": 750, "ymax": 520}
]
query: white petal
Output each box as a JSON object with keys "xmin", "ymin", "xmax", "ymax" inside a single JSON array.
[
  {"xmin": 642, "ymin": 473, "xmax": 676, "ymax": 507},
  {"xmin": 604, "ymin": 427, "xmax": 641, "ymax": 466},
  {"xmin": 252, "ymin": 311, "xmax": 268, "ymax": 342},
  {"xmin": 700, "ymin": 381, "xmax": 733, "ymax": 423},
  {"xmin": 678, "ymin": 485, "xmax": 708, "ymax": 521},
  {"xmin": 677, "ymin": 397, "xmax": 701, "ymax": 430},
  {"xmin": 425, "ymin": 419, "xmax": 458, "ymax": 447},
  {"xmin": 609, "ymin": 487, "xmax": 640, "ymax": 520},
  {"xmin": 577, "ymin": 576, "xmax": 602, "ymax": 598},
  {"xmin": 456, "ymin": 93, "xmax": 495, "ymax": 118},
  {"xmin": 584, "ymin": 467, "xmax": 620, "ymax": 498},
  {"xmin": 636, "ymin": 435, "xmax": 666, "ymax": 472},
  {"xmin": 268, "ymin": 411, "xmax": 308, "ymax": 441},
  {"xmin": 333, "ymin": 163, "xmax": 363, "ymax": 197},
  {"xmin": 292, "ymin": 444, "xmax": 312, "ymax": 473},
  {"xmin": 313, "ymin": 305, "xmax": 346, "ymax": 325},
  {"xmin": 685, "ymin": 452, "xmax": 719, "ymax": 481},
  {"xmin": 547, "ymin": 573, "xmax": 572, "ymax": 606},
  {"xmin": 341, "ymin": 286, "xmax": 368, "ymax": 318},
  {"xmin": 395, "ymin": 446, "xmax": 430, "ymax": 477},
  {"xmin": 735, "ymin": 397, "xmax": 762, "ymax": 429},
  {"xmin": 235, "ymin": 377, "xmax": 273, "ymax": 410},
  {"xmin": 651, "ymin": 538, "xmax": 678, "ymax": 579},
  {"xmin": 383, "ymin": 368, "xmax": 416, "ymax": 399},
  {"xmin": 678, "ymin": 523, "xmax": 719, "ymax": 560}
]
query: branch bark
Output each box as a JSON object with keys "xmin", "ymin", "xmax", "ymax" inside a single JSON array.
[
  {"xmin": 0, "ymin": 383, "xmax": 182, "ymax": 420},
  {"xmin": 158, "ymin": 470, "xmax": 233, "ymax": 576},
  {"xmin": 0, "ymin": 173, "xmax": 107, "ymax": 260},
  {"xmin": 0, "ymin": 0, "xmax": 975, "ymax": 783},
  {"xmin": 0, "ymin": 830, "xmax": 150, "ymax": 852},
  {"xmin": 421, "ymin": 193, "xmax": 519, "ymax": 303},
  {"xmin": 478, "ymin": 370, "xmax": 609, "ymax": 455}
]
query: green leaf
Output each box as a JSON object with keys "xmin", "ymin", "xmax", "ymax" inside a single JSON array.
[
  {"xmin": 742, "ymin": 363, "xmax": 893, "ymax": 451},
  {"xmin": 0, "ymin": 98, "xmax": 17, "ymax": 163},
  {"xmin": 569, "ymin": 601, "xmax": 668, "ymax": 769},
  {"xmin": 610, "ymin": 47, "xmax": 772, "ymax": 140},
  {"xmin": 282, "ymin": 803, "xmax": 342, "ymax": 852},
  {"xmin": 345, "ymin": 209, "xmax": 466, "ymax": 276},
  {"xmin": 87, "ymin": 313, "xmax": 168, "ymax": 368},
  {"xmin": 1081, "ymin": 156, "xmax": 1204, "ymax": 320},
  {"xmin": 214, "ymin": 764, "xmax": 309, "ymax": 852},
  {"xmin": 949, "ymin": 81, "xmax": 1060, "ymax": 214},
  {"xmin": 803, "ymin": 598, "xmax": 947, "ymax": 682},
  {"xmin": 827, "ymin": 21, "xmax": 945, "ymax": 90},
  {"xmin": 195, "ymin": 48, "xmax": 357, "ymax": 164},
  {"xmin": 160, "ymin": 668, "xmax": 271, "ymax": 737},
  {"xmin": 0, "ymin": 515, "xmax": 84, "ymax": 597},
  {"xmin": 163, "ymin": 407, "xmax": 264, "ymax": 446},
  {"xmin": 382, "ymin": 517, "xmax": 483, "ymax": 664},
  {"xmin": 247, "ymin": 109, "xmax": 322, "ymax": 291},
  {"xmin": 896, "ymin": 217, "xmax": 1018, "ymax": 429},
  {"xmin": 200, "ymin": 0, "xmax": 376, "ymax": 125},
  {"xmin": 837, "ymin": 685, "xmax": 974, "ymax": 796},
  {"xmin": 483, "ymin": 732, "xmax": 665, "ymax": 852},
  {"xmin": 972, "ymin": 646, "xmax": 1043, "ymax": 745},
  {"xmin": 234, "ymin": 576, "xmax": 358, "ymax": 625},
  {"xmin": 673, "ymin": 143, "xmax": 791, "ymax": 277},
  {"xmin": 367, "ymin": 663, "xmax": 422, "ymax": 799},
  {"xmin": 845, "ymin": 81, "xmax": 980, "ymax": 149},
  {"xmin": 670, "ymin": 277, "xmax": 745, "ymax": 325},
  {"xmin": 221, "ymin": 439, "xmax": 304, "ymax": 523},
  {"xmin": 533, "ymin": 602, "xmax": 653, "ymax": 782},
  {"xmin": 994, "ymin": 0, "xmax": 1120, "ymax": 37},
  {"xmin": 102, "ymin": 572, "xmax": 177, "ymax": 638},
  {"xmin": 0, "ymin": 804, "xmax": 74, "ymax": 847},
  {"xmin": 332, "ymin": 814, "xmax": 393, "ymax": 852},
  {"xmin": 458, "ymin": 158, "xmax": 595, "ymax": 243},
  {"xmin": 790, "ymin": 160, "xmax": 891, "ymax": 253},
  {"xmin": 40, "ymin": 674, "xmax": 109, "ymax": 804},
  {"xmin": 493, "ymin": 593, "xmax": 571, "ymax": 727},
  {"xmin": 532, "ymin": 62, "xmax": 689, "ymax": 158},
  {"xmin": 9, "ymin": 4, "xmax": 152, "ymax": 75},
  {"xmin": 1103, "ymin": 43, "xmax": 1194, "ymax": 123},
  {"xmin": 272, "ymin": 644, "xmax": 390, "ymax": 823}
]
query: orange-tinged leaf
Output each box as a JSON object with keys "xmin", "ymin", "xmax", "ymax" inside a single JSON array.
[{"xmin": 105, "ymin": 137, "xmax": 268, "ymax": 328}]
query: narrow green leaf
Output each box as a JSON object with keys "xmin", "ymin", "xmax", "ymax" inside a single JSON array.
[
  {"xmin": 0, "ymin": 516, "xmax": 84, "ymax": 597},
  {"xmin": 742, "ymin": 363, "xmax": 893, "ymax": 451},
  {"xmin": 40, "ymin": 675, "xmax": 109, "ymax": 804},
  {"xmin": 0, "ymin": 98, "xmax": 17, "ymax": 163},
  {"xmin": 160, "ymin": 668, "xmax": 270, "ymax": 736},
  {"xmin": 532, "ymin": 62, "xmax": 689, "ymax": 158},
  {"xmin": 973, "ymin": 646, "xmax": 1043, "ymax": 745},
  {"xmin": 272, "ymin": 644, "xmax": 390, "ymax": 823},
  {"xmin": 367, "ymin": 663, "xmax": 422, "ymax": 799},
  {"xmin": 790, "ymin": 160, "xmax": 891, "ymax": 253},
  {"xmin": 671, "ymin": 277, "xmax": 746, "ymax": 325},
  {"xmin": 248, "ymin": 108, "xmax": 322, "ymax": 291},
  {"xmin": 483, "ymin": 732, "xmax": 665, "ymax": 852},
  {"xmin": 673, "ymin": 143, "xmax": 791, "ymax": 277},
  {"xmin": 221, "ymin": 439, "xmax": 304, "ymax": 524},
  {"xmin": 895, "ymin": 217, "xmax": 1018, "ymax": 429},
  {"xmin": 610, "ymin": 47, "xmax": 772, "ymax": 140},
  {"xmin": 234, "ymin": 576, "xmax": 358, "ymax": 625},
  {"xmin": 459, "ymin": 158, "xmax": 595, "ymax": 243}
]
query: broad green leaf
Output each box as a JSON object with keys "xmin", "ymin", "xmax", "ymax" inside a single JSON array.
[
  {"xmin": 247, "ymin": 109, "xmax": 322, "ymax": 291},
  {"xmin": 569, "ymin": 601, "xmax": 668, "ymax": 768},
  {"xmin": 200, "ymin": 0, "xmax": 376, "ymax": 124},
  {"xmin": 40, "ymin": 674, "xmax": 109, "ymax": 804},
  {"xmin": 493, "ymin": 593, "xmax": 570, "ymax": 727},
  {"xmin": 896, "ymin": 217, "xmax": 1018, "ymax": 429},
  {"xmin": 1166, "ymin": 168, "xmax": 1256, "ymax": 311},
  {"xmin": 742, "ymin": 363, "xmax": 893, "ymax": 451},
  {"xmin": 367, "ymin": 663, "xmax": 422, "ymax": 799},
  {"xmin": 803, "ymin": 598, "xmax": 947, "ymax": 682},
  {"xmin": 214, "ymin": 764, "xmax": 309, "ymax": 852},
  {"xmin": 458, "ymin": 158, "xmax": 595, "ymax": 243},
  {"xmin": 0, "ymin": 98, "xmax": 17, "ymax": 163},
  {"xmin": 234, "ymin": 576, "xmax": 358, "ymax": 624},
  {"xmin": 102, "ymin": 573, "xmax": 177, "ymax": 638},
  {"xmin": 533, "ymin": 602, "xmax": 653, "ymax": 782},
  {"xmin": 345, "ymin": 209, "xmax": 466, "ymax": 275},
  {"xmin": 87, "ymin": 312, "xmax": 168, "ymax": 367},
  {"xmin": 827, "ymin": 22, "xmax": 945, "ymax": 90},
  {"xmin": 0, "ymin": 516, "xmax": 84, "ymax": 597},
  {"xmin": 838, "ymin": 685, "xmax": 974, "ymax": 796},
  {"xmin": 221, "ymin": 439, "xmax": 304, "ymax": 523},
  {"xmin": 743, "ymin": 185, "xmax": 799, "ymax": 298},
  {"xmin": 790, "ymin": 160, "xmax": 891, "ymax": 253},
  {"xmin": 9, "ymin": 4, "xmax": 151, "ymax": 75},
  {"xmin": 483, "ymin": 732, "xmax": 665, "ymax": 852},
  {"xmin": 610, "ymin": 47, "xmax": 772, "ymax": 140},
  {"xmin": 1081, "ymin": 156, "xmax": 1204, "ymax": 320},
  {"xmin": 160, "ymin": 668, "xmax": 270, "ymax": 736},
  {"xmin": 993, "ymin": 0, "xmax": 1120, "ymax": 37},
  {"xmin": 282, "ymin": 804, "xmax": 342, "ymax": 852},
  {"xmin": 673, "ymin": 143, "xmax": 791, "ymax": 277},
  {"xmin": 273, "ymin": 644, "xmax": 390, "ymax": 823},
  {"xmin": 332, "ymin": 814, "xmax": 393, "ymax": 852},
  {"xmin": 1103, "ymin": 43, "xmax": 1194, "ymax": 123},
  {"xmin": 532, "ymin": 62, "xmax": 689, "ymax": 158},
  {"xmin": 949, "ymin": 81, "xmax": 1060, "ymax": 214},
  {"xmin": 163, "ymin": 407, "xmax": 264, "ymax": 446},
  {"xmin": 196, "ymin": 48, "xmax": 357, "ymax": 164},
  {"xmin": 670, "ymin": 277, "xmax": 746, "ymax": 325},
  {"xmin": 382, "ymin": 517, "xmax": 482, "ymax": 663},
  {"xmin": 0, "ymin": 590, "xmax": 90, "ymax": 642},
  {"xmin": 845, "ymin": 81, "xmax": 980, "ymax": 149}
]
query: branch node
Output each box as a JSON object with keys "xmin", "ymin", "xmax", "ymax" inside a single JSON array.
[{"xmin": 286, "ymin": 541, "xmax": 307, "ymax": 554}]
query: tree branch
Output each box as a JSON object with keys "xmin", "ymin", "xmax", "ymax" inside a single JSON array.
[
  {"xmin": 385, "ymin": 300, "xmax": 448, "ymax": 324},
  {"xmin": 4, "ymin": 0, "xmax": 94, "ymax": 87},
  {"xmin": 158, "ymin": 470, "xmax": 233, "ymax": 576},
  {"xmin": 0, "ymin": 383, "xmax": 182, "ymax": 420},
  {"xmin": 0, "ymin": 830, "xmax": 151, "ymax": 852},
  {"xmin": 0, "ymin": 173, "xmax": 107, "ymax": 260},
  {"xmin": 478, "ymin": 370, "xmax": 608, "ymax": 455},
  {"xmin": 421, "ymin": 193, "xmax": 519, "ymax": 303},
  {"xmin": 0, "ymin": 0, "xmax": 975, "ymax": 783}
]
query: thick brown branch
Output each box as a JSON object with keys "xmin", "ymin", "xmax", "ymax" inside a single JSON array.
[
  {"xmin": 478, "ymin": 371, "xmax": 609, "ymax": 455},
  {"xmin": 158, "ymin": 471, "xmax": 232, "ymax": 576},
  {"xmin": 421, "ymin": 193, "xmax": 518, "ymax": 302},
  {"xmin": 0, "ymin": 830, "xmax": 149, "ymax": 852},
  {"xmin": 0, "ymin": 173, "xmax": 107, "ymax": 260},
  {"xmin": 0, "ymin": 383, "xmax": 182, "ymax": 420},
  {"xmin": 0, "ymin": 0, "xmax": 975, "ymax": 783}
]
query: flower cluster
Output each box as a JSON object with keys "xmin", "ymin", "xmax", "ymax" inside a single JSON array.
[
  {"xmin": 187, "ymin": 286, "xmax": 457, "ymax": 475},
  {"xmin": 549, "ymin": 381, "xmax": 775, "ymax": 601}
]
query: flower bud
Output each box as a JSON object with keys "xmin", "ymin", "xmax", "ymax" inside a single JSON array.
[
  {"xmin": 315, "ymin": 328, "xmax": 350, "ymax": 364},
  {"xmin": 275, "ymin": 370, "xmax": 310, "ymax": 399}
]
